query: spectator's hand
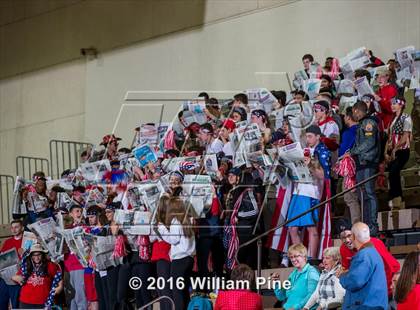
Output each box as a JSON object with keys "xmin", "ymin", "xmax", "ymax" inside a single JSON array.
[
  {"xmin": 110, "ymin": 223, "xmax": 119, "ymax": 236},
  {"xmin": 12, "ymin": 275, "xmax": 24, "ymax": 285},
  {"xmin": 374, "ymin": 94, "xmax": 381, "ymax": 102},
  {"xmin": 304, "ymin": 156, "xmax": 311, "ymax": 166},
  {"xmin": 270, "ymin": 272, "xmax": 280, "ymax": 280},
  {"xmin": 335, "ymin": 266, "xmax": 347, "ymax": 278}
]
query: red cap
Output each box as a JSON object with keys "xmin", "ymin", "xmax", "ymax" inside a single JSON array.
[
  {"xmin": 221, "ymin": 119, "xmax": 236, "ymax": 131},
  {"xmin": 100, "ymin": 134, "xmax": 121, "ymax": 146}
]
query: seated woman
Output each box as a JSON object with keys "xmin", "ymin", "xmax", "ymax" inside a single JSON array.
[
  {"xmin": 395, "ymin": 251, "xmax": 420, "ymax": 310},
  {"xmin": 303, "ymin": 247, "xmax": 345, "ymax": 310},
  {"xmin": 273, "ymin": 244, "xmax": 320, "ymax": 310},
  {"xmin": 215, "ymin": 264, "xmax": 263, "ymax": 310},
  {"xmin": 12, "ymin": 243, "xmax": 62, "ymax": 309}
]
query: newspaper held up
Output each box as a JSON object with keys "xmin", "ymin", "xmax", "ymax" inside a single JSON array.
[
  {"xmin": 276, "ymin": 142, "xmax": 312, "ymax": 183},
  {"xmin": 0, "ymin": 248, "xmax": 19, "ymax": 285}
]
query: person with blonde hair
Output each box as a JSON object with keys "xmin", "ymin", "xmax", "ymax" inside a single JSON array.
[
  {"xmin": 303, "ymin": 247, "xmax": 345, "ymax": 310},
  {"xmin": 273, "ymin": 243, "xmax": 319, "ymax": 309}
]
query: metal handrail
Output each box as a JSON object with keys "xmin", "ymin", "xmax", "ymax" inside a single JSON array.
[
  {"xmin": 138, "ymin": 295, "xmax": 175, "ymax": 310},
  {"xmin": 236, "ymin": 172, "xmax": 381, "ymax": 292},
  {"xmin": 239, "ymin": 172, "xmax": 380, "ymax": 249}
]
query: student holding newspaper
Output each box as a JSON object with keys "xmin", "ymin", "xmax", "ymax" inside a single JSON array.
[{"xmin": 6, "ymin": 44, "xmax": 419, "ymax": 310}]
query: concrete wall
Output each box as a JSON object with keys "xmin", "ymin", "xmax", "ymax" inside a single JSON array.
[
  {"xmin": 1, "ymin": 0, "xmax": 419, "ymax": 177},
  {"xmin": 85, "ymin": 0, "xmax": 420, "ymax": 146},
  {"xmin": 0, "ymin": 0, "xmax": 294, "ymax": 79},
  {"xmin": 0, "ymin": 0, "xmax": 293, "ymax": 176},
  {"xmin": 0, "ymin": 59, "xmax": 86, "ymax": 175}
]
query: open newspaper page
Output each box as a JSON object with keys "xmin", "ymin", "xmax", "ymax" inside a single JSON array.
[
  {"xmin": 354, "ymin": 76, "xmax": 374, "ymax": 98},
  {"xmin": 339, "ymin": 96, "xmax": 358, "ymax": 113},
  {"xmin": 395, "ymin": 46, "xmax": 415, "ymax": 69},
  {"xmin": 231, "ymin": 123, "xmax": 262, "ymax": 167},
  {"xmin": 245, "ymin": 88, "xmax": 277, "ymax": 113},
  {"xmin": 203, "ymin": 154, "xmax": 218, "ymax": 179},
  {"xmin": 27, "ymin": 192, "xmax": 49, "ymax": 213},
  {"xmin": 161, "ymin": 156, "xmax": 202, "ymax": 173},
  {"xmin": 138, "ymin": 123, "xmax": 158, "ymax": 146},
  {"xmin": 80, "ymin": 159, "xmax": 111, "ymax": 182},
  {"xmin": 127, "ymin": 181, "xmax": 164, "ymax": 211},
  {"xmin": 11, "ymin": 176, "xmax": 27, "ymax": 215},
  {"xmin": 293, "ymin": 69, "xmax": 309, "ymax": 89},
  {"xmin": 114, "ymin": 209, "xmax": 152, "ymax": 235},
  {"xmin": 303, "ymin": 79, "xmax": 321, "ymax": 99},
  {"xmin": 181, "ymin": 175, "xmax": 213, "ymax": 218},
  {"xmin": 86, "ymin": 235, "xmax": 122, "ymax": 271},
  {"xmin": 276, "ymin": 142, "xmax": 312, "ymax": 183},
  {"xmin": 22, "ymin": 231, "xmax": 38, "ymax": 251},
  {"xmin": 28, "ymin": 217, "xmax": 64, "ymax": 262},
  {"xmin": 339, "ymin": 47, "xmax": 370, "ymax": 79},
  {"xmin": 0, "ymin": 248, "xmax": 19, "ymax": 286},
  {"xmin": 133, "ymin": 144, "xmax": 158, "ymax": 168},
  {"xmin": 186, "ymin": 100, "xmax": 207, "ymax": 124},
  {"xmin": 62, "ymin": 227, "xmax": 90, "ymax": 267}
]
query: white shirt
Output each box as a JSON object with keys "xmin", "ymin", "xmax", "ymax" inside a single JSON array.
[
  {"xmin": 222, "ymin": 141, "xmax": 234, "ymax": 157},
  {"xmin": 206, "ymin": 138, "xmax": 224, "ymax": 154},
  {"xmin": 319, "ymin": 119, "xmax": 340, "ymax": 140},
  {"xmin": 158, "ymin": 218, "xmax": 195, "ymax": 260}
]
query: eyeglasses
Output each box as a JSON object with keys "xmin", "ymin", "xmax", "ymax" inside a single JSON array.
[{"xmin": 288, "ymin": 254, "xmax": 303, "ymax": 260}]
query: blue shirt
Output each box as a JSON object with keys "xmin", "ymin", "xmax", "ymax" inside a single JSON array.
[
  {"xmin": 340, "ymin": 244, "xmax": 388, "ymax": 310},
  {"xmin": 274, "ymin": 263, "xmax": 320, "ymax": 310},
  {"xmin": 339, "ymin": 125, "xmax": 358, "ymax": 157}
]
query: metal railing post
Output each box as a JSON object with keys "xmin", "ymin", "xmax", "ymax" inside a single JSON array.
[
  {"xmin": 257, "ymin": 238, "xmax": 262, "ymax": 294},
  {"xmin": 138, "ymin": 295, "xmax": 175, "ymax": 310}
]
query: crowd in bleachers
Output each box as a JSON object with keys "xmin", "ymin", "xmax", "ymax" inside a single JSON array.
[{"xmin": 0, "ymin": 46, "xmax": 419, "ymax": 310}]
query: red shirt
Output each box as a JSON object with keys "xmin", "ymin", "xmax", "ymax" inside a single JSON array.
[
  {"xmin": 18, "ymin": 261, "xmax": 61, "ymax": 305},
  {"xmin": 215, "ymin": 289, "xmax": 263, "ymax": 310},
  {"xmin": 397, "ymin": 284, "xmax": 420, "ymax": 310},
  {"xmin": 340, "ymin": 237, "xmax": 400, "ymax": 296},
  {"xmin": 1, "ymin": 236, "xmax": 23, "ymax": 259},
  {"xmin": 376, "ymin": 84, "xmax": 397, "ymax": 130},
  {"xmin": 151, "ymin": 240, "xmax": 170, "ymax": 262}
]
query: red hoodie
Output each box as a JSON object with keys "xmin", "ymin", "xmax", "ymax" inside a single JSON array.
[
  {"xmin": 340, "ymin": 237, "xmax": 400, "ymax": 296},
  {"xmin": 376, "ymin": 84, "xmax": 397, "ymax": 130}
]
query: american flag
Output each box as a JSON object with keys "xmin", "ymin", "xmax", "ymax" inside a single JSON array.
[{"xmin": 267, "ymin": 179, "xmax": 332, "ymax": 259}]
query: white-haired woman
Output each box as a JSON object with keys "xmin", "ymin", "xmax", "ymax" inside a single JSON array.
[{"xmin": 303, "ymin": 247, "xmax": 345, "ymax": 310}]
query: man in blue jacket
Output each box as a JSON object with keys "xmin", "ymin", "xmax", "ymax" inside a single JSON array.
[
  {"xmin": 340, "ymin": 107, "xmax": 360, "ymax": 224},
  {"xmin": 338, "ymin": 222, "xmax": 388, "ymax": 310}
]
